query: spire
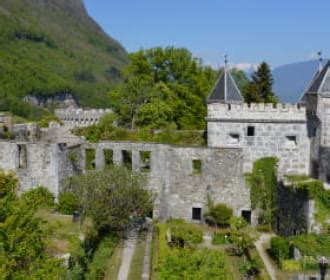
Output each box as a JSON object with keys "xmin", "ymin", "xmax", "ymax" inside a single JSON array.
[
  {"xmin": 318, "ymin": 51, "xmax": 323, "ymax": 72},
  {"xmin": 304, "ymin": 60, "xmax": 330, "ymax": 95},
  {"xmin": 207, "ymin": 55, "xmax": 244, "ymax": 104}
]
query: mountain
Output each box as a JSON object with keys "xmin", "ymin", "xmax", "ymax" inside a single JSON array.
[
  {"xmin": 272, "ymin": 60, "xmax": 322, "ymax": 103},
  {"xmin": 0, "ymin": 0, "xmax": 128, "ymax": 118}
]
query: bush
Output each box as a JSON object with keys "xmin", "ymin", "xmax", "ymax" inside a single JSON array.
[
  {"xmin": 57, "ymin": 192, "xmax": 79, "ymax": 215},
  {"xmin": 230, "ymin": 216, "xmax": 248, "ymax": 230},
  {"xmin": 204, "ymin": 203, "xmax": 233, "ymax": 227},
  {"xmin": 168, "ymin": 219, "xmax": 203, "ymax": 247},
  {"xmin": 269, "ymin": 237, "xmax": 290, "ymax": 263},
  {"xmin": 159, "ymin": 248, "xmax": 233, "ymax": 279},
  {"xmin": 21, "ymin": 186, "xmax": 54, "ymax": 209},
  {"xmin": 86, "ymin": 235, "xmax": 118, "ymax": 280},
  {"xmin": 281, "ymin": 260, "xmax": 301, "ymax": 272},
  {"xmin": 290, "ymin": 234, "xmax": 330, "ymax": 257}
]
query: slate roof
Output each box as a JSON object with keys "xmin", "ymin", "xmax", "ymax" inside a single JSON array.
[
  {"xmin": 305, "ymin": 60, "xmax": 330, "ymax": 95},
  {"xmin": 207, "ymin": 67, "xmax": 244, "ymax": 103}
]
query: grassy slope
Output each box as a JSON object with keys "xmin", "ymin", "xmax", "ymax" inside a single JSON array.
[{"xmin": 0, "ymin": 0, "xmax": 128, "ymax": 111}]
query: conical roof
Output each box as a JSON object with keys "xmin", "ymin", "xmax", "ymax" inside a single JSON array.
[
  {"xmin": 207, "ymin": 67, "xmax": 244, "ymax": 103},
  {"xmin": 305, "ymin": 60, "xmax": 330, "ymax": 95}
]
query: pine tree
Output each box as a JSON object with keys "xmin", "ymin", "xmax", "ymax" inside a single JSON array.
[{"xmin": 244, "ymin": 62, "xmax": 278, "ymax": 103}]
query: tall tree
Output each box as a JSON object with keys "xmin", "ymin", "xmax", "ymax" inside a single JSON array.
[
  {"xmin": 244, "ymin": 62, "xmax": 278, "ymax": 103},
  {"xmin": 0, "ymin": 171, "xmax": 63, "ymax": 279},
  {"xmin": 109, "ymin": 47, "xmax": 217, "ymax": 130}
]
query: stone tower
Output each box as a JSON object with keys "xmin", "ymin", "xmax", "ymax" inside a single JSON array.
[
  {"xmin": 300, "ymin": 61, "xmax": 330, "ymax": 184},
  {"xmin": 207, "ymin": 65, "xmax": 309, "ymax": 175}
]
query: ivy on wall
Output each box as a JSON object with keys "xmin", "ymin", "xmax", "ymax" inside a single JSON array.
[{"xmin": 246, "ymin": 157, "xmax": 278, "ymax": 226}]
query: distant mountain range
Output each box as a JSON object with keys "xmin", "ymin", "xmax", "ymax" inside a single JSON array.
[{"xmin": 272, "ymin": 60, "xmax": 324, "ymax": 103}]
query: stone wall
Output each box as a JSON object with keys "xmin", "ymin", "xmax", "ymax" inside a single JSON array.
[
  {"xmin": 0, "ymin": 141, "xmax": 75, "ymax": 197},
  {"xmin": 55, "ymin": 108, "xmax": 112, "ymax": 128},
  {"xmin": 207, "ymin": 103, "xmax": 310, "ymax": 175},
  {"xmin": 82, "ymin": 142, "xmax": 251, "ymax": 221}
]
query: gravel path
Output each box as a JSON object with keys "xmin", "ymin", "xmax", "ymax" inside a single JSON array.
[
  {"xmin": 254, "ymin": 233, "xmax": 277, "ymax": 280},
  {"xmin": 117, "ymin": 229, "xmax": 138, "ymax": 280}
]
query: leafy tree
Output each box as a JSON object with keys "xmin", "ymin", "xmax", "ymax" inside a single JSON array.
[
  {"xmin": 57, "ymin": 191, "xmax": 79, "ymax": 215},
  {"xmin": 0, "ymin": 171, "xmax": 64, "ymax": 279},
  {"xmin": 109, "ymin": 47, "xmax": 218, "ymax": 130},
  {"xmin": 244, "ymin": 62, "xmax": 278, "ymax": 103},
  {"xmin": 62, "ymin": 166, "xmax": 153, "ymax": 233}
]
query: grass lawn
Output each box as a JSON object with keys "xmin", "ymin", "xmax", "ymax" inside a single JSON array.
[
  {"xmin": 36, "ymin": 209, "xmax": 82, "ymax": 255},
  {"xmin": 128, "ymin": 230, "xmax": 147, "ymax": 280}
]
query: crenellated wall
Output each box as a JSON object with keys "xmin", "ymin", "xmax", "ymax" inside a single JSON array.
[
  {"xmin": 207, "ymin": 103, "xmax": 306, "ymax": 122},
  {"xmin": 55, "ymin": 108, "xmax": 112, "ymax": 128}
]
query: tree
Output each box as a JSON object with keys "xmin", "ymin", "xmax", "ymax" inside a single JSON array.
[
  {"xmin": 109, "ymin": 47, "xmax": 218, "ymax": 130},
  {"xmin": 62, "ymin": 166, "xmax": 153, "ymax": 233},
  {"xmin": 0, "ymin": 170, "xmax": 64, "ymax": 279},
  {"xmin": 244, "ymin": 62, "xmax": 278, "ymax": 103}
]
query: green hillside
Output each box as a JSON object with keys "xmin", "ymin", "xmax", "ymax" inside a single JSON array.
[{"xmin": 0, "ymin": 0, "xmax": 128, "ymax": 119}]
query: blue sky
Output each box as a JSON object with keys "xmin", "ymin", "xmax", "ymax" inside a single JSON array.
[{"xmin": 83, "ymin": 0, "xmax": 330, "ymax": 69}]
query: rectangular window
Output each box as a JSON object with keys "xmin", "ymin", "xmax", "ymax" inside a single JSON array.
[
  {"xmin": 85, "ymin": 149, "xmax": 96, "ymax": 170},
  {"xmin": 228, "ymin": 133, "xmax": 240, "ymax": 144},
  {"xmin": 192, "ymin": 208, "xmax": 202, "ymax": 220},
  {"xmin": 285, "ymin": 135, "xmax": 297, "ymax": 146},
  {"xmin": 140, "ymin": 151, "xmax": 151, "ymax": 172},
  {"xmin": 192, "ymin": 159, "xmax": 202, "ymax": 175},
  {"xmin": 18, "ymin": 144, "xmax": 27, "ymax": 169},
  {"xmin": 241, "ymin": 210, "xmax": 251, "ymax": 224},
  {"xmin": 122, "ymin": 150, "xmax": 132, "ymax": 169},
  {"xmin": 247, "ymin": 126, "xmax": 255, "ymax": 136},
  {"xmin": 104, "ymin": 149, "xmax": 113, "ymax": 168},
  {"xmin": 326, "ymin": 174, "xmax": 330, "ymax": 184}
]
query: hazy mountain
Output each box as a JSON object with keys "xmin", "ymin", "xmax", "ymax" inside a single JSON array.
[
  {"xmin": 272, "ymin": 60, "xmax": 322, "ymax": 103},
  {"xmin": 0, "ymin": 0, "xmax": 128, "ymax": 115}
]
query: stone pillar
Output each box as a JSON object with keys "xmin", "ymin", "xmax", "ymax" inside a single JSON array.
[
  {"xmin": 113, "ymin": 149, "xmax": 123, "ymax": 165},
  {"xmin": 132, "ymin": 150, "xmax": 140, "ymax": 172},
  {"xmin": 95, "ymin": 148, "xmax": 105, "ymax": 170}
]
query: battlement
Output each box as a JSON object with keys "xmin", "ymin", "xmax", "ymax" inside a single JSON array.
[
  {"xmin": 55, "ymin": 108, "xmax": 112, "ymax": 128},
  {"xmin": 207, "ymin": 103, "xmax": 306, "ymax": 122}
]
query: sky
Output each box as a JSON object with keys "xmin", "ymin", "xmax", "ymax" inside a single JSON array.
[{"xmin": 83, "ymin": 0, "xmax": 330, "ymax": 69}]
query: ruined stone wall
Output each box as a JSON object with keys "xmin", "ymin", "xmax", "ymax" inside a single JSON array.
[
  {"xmin": 207, "ymin": 103, "xmax": 310, "ymax": 175},
  {"xmin": 55, "ymin": 108, "xmax": 112, "ymax": 128},
  {"xmin": 0, "ymin": 141, "xmax": 75, "ymax": 198},
  {"xmin": 82, "ymin": 142, "xmax": 250, "ymax": 222},
  {"xmin": 0, "ymin": 138, "xmax": 250, "ymax": 222}
]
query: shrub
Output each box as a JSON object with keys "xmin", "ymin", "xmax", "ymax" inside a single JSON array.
[
  {"xmin": 86, "ymin": 235, "xmax": 118, "ymax": 280},
  {"xmin": 281, "ymin": 260, "xmax": 301, "ymax": 272},
  {"xmin": 21, "ymin": 186, "xmax": 54, "ymax": 209},
  {"xmin": 269, "ymin": 236, "xmax": 290, "ymax": 263},
  {"xmin": 168, "ymin": 219, "xmax": 203, "ymax": 247},
  {"xmin": 204, "ymin": 203, "xmax": 233, "ymax": 227},
  {"xmin": 57, "ymin": 192, "xmax": 79, "ymax": 215},
  {"xmin": 290, "ymin": 234, "xmax": 330, "ymax": 257},
  {"xmin": 159, "ymin": 248, "xmax": 233, "ymax": 279},
  {"xmin": 255, "ymin": 224, "xmax": 272, "ymax": 232},
  {"xmin": 230, "ymin": 216, "xmax": 248, "ymax": 230}
]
